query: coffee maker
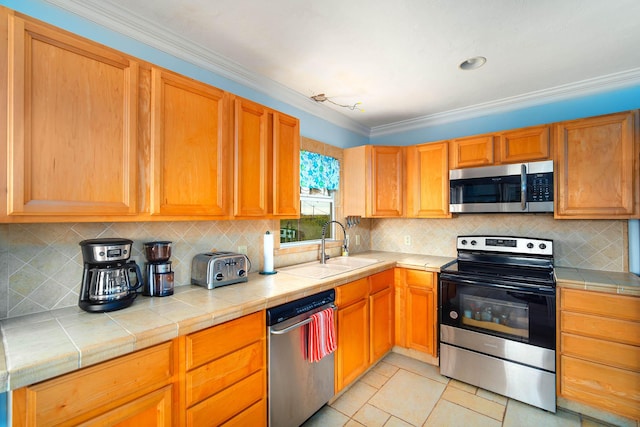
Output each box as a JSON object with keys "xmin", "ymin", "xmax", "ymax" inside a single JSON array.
[
  {"xmin": 79, "ymin": 238, "xmax": 143, "ymax": 312},
  {"xmin": 143, "ymin": 241, "xmax": 174, "ymax": 297}
]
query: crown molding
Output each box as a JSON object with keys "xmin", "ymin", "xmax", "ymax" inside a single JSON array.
[
  {"xmin": 41, "ymin": 1, "xmax": 640, "ymax": 140},
  {"xmin": 370, "ymin": 68, "xmax": 640, "ymax": 137},
  {"xmin": 42, "ymin": 0, "xmax": 370, "ymax": 137}
]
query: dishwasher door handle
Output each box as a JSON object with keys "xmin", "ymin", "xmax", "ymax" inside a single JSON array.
[{"xmin": 269, "ymin": 305, "xmax": 337, "ymax": 335}]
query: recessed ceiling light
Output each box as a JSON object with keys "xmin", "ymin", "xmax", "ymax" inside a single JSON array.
[{"xmin": 459, "ymin": 56, "xmax": 487, "ymax": 70}]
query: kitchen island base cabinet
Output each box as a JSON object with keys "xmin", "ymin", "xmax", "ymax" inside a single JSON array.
[
  {"xmin": 12, "ymin": 341, "xmax": 177, "ymax": 426},
  {"xmin": 559, "ymin": 288, "xmax": 640, "ymax": 421}
]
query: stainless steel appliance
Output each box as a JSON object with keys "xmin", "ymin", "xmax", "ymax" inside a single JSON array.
[
  {"xmin": 143, "ymin": 241, "xmax": 174, "ymax": 297},
  {"xmin": 439, "ymin": 235, "xmax": 556, "ymax": 412},
  {"xmin": 267, "ymin": 290, "xmax": 336, "ymax": 427},
  {"xmin": 449, "ymin": 160, "xmax": 553, "ymax": 213},
  {"xmin": 79, "ymin": 238, "xmax": 143, "ymax": 312},
  {"xmin": 191, "ymin": 252, "xmax": 249, "ymax": 289}
]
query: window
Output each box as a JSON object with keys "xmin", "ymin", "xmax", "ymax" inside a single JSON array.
[{"xmin": 280, "ymin": 150, "xmax": 340, "ymax": 245}]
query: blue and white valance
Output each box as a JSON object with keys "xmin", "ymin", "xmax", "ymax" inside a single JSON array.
[{"xmin": 299, "ymin": 150, "xmax": 340, "ymax": 191}]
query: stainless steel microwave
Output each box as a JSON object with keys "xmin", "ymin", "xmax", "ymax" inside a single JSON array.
[{"xmin": 449, "ymin": 160, "xmax": 553, "ymax": 213}]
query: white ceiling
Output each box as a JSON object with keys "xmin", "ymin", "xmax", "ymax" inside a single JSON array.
[{"xmin": 46, "ymin": 0, "xmax": 640, "ymax": 135}]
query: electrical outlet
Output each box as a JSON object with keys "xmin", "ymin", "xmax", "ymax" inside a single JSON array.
[
  {"xmin": 355, "ymin": 235, "xmax": 361, "ymax": 246},
  {"xmin": 237, "ymin": 245, "xmax": 248, "ymax": 254},
  {"xmin": 404, "ymin": 235, "xmax": 411, "ymax": 246}
]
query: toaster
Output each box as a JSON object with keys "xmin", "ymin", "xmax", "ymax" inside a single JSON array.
[{"xmin": 191, "ymin": 252, "xmax": 249, "ymax": 289}]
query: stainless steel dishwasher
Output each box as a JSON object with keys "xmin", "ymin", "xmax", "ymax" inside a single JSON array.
[{"xmin": 267, "ymin": 289, "xmax": 336, "ymax": 427}]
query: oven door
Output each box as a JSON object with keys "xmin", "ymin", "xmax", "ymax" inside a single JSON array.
[{"xmin": 439, "ymin": 276, "xmax": 555, "ymax": 350}]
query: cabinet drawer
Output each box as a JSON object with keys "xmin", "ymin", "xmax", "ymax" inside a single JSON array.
[
  {"xmin": 220, "ymin": 398, "xmax": 266, "ymax": 427},
  {"xmin": 405, "ymin": 269, "xmax": 434, "ymax": 289},
  {"xmin": 561, "ymin": 355, "xmax": 640, "ymax": 420},
  {"xmin": 561, "ymin": 311, "xmax": 640, "ymax": 346},
  {"xmin": 562, "ymin": 332, "xmax": 640, "ymax": 371},
  {"xmin": 187, "ymin": 311, "xmax": 265, "ymax": 370},
  {"xmin": 186, "ymin": 370, "xmax": 265, "ymax": 426},
  {"xmin": 369, "ymin": 269, "xmax": 394, "ymax": 294},
  {"xmin": 21, "ymin": 342, "xmax": 174, "ymax": 426},
  {"xmin": 561, "ymin": 288, "xmax": 640, "ymax": 322},
  {"xmin": 337, "ymin": 278, "xmax": 368, "ymax": 306},
  {"xmin": 186, "ymin": 340, "xmax": 264, "ymax": 406}
]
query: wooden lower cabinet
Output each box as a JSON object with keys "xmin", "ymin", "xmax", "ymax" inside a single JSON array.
[
  {"xmin": 12, "ymin": 341, "xmax": 177, "ymax": 426},
  {"xmin": 559, "ymin": 288, "xmax": 640, "ymax": 420},
  {"xmin": 183, "ymin": 310, "xmax": 266, "ymax": 427},
  {"xmin": 394, "ymin": 268, "xmax": 438, "ymax": 358},
  {"xmin": 11, "ymin": 311, "xmax": 267, "ymax": 426},
  {"xmin": 369, "ymin": 269, "xmax": 395, "ymax": 363},
  {"xmin": 335, "ymin": 278, "xmax": 370, "ymax": 392}
]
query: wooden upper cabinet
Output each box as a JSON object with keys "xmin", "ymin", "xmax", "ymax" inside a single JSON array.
[
  {"xmin": 5, "ymin": 12, "xmax": 138, "ymax": 217},
  {"xmin": 497, "ymin": 125, "xmax": 551, "ymax": 164},
  {"xmin": 150, "ymin": 68, "xmax": 231, "ymax": 216},
  {"xmin": 449, "ymin": 134, "xmax": 494, "ymax": 169},
  {"xmin": 234, "ymin": 97, "xmax": 269, "ymax": 217},
  {"xmin": 555, "ymin": 111, "xmax": 639, "ymax": 219},
  {"xmin": 406, "ymin": 141, "xmax": 450, "ymax": 218},
  {"xmin": 271, "ymin": 111, "xmax": 300, "ymax": 217},
  {"xmin": 344, "ymin": 145, "xmax": 404, "ymax": 217},
  {"xmin": 233, "ymin": 98, "xmax": 300, "ymax": 218}
]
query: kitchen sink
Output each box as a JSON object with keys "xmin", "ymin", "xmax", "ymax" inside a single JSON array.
[{"xmin": 279, "ymin": 257, "xmax": 380, "ymax": 279}]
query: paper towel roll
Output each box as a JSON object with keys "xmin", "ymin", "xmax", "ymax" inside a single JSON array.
[{"xmin": 263, "ymin": 231, "xmax": 274, "ymax": 273}]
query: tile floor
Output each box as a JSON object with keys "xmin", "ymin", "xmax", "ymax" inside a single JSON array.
[{"xmin": 303, "ymin": 352, "xmax": 636, "ymax": 427}]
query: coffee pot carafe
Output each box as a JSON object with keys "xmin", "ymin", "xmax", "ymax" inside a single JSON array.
[{"xmin": 79, "ymin": 238, "xmax": 142, "ymax": 312}]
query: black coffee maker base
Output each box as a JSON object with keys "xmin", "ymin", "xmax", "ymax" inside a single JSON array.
[{"xmin": 79, "ymin": 294, "xmax": 136, "ymax": 313}]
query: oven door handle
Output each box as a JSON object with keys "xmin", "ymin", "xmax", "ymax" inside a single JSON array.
[
  {"xmin": 520, "ymin": 164, "xmax": 527, "ymax": 211},
  {"xmin": 439, "ymin": 275, "xmax": 555, "ymax": 295}
]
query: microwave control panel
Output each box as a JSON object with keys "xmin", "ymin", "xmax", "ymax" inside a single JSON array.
[{"xmin": 527, "ymin": 172, "xmax": 553, "ymax": 202}]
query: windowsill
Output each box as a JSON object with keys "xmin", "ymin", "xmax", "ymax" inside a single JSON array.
[{"xmin": 276, "ymin": 240, "xmax": 343, "ymax": 255}]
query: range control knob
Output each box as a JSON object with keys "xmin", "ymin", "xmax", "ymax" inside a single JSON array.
[
  {"xmin": 215, "ymin": 272, "xmax": 224, "ymax": 281},
  {"xmin": 461, "ymin": 239, "xmax": 468, "ymax": 245},
  {"xmin": 539, "ymin": 243, "xmax": 547, "ymax": 250},
  {"xmin": 470, "ymin": 240, "xmax": 477, "ymax": 246},
  {"xmin": 527, "ymin": 243, "xmax": 534, "ymax": 249},
  {"xmin": 238, "ymin": 269, "xmax": 246, "ymax": 277}
]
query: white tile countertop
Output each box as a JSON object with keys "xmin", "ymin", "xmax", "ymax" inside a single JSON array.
[{"xmin": 0, "ymin": 251, "xmax": 453, "ymax": 392}]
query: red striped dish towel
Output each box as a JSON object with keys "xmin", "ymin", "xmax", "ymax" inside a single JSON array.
[{"xmin": 308, "ymin": 307, "xmax": 337, "ymax": 362}]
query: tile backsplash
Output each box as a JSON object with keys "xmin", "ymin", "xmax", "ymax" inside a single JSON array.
[
  {"xmin": 372, "ymin": 214, "xmax": 628, "ymax": 272},
  {"xmin": 0, "ymin": 214, "xmax": 629, "ymax": 319}
]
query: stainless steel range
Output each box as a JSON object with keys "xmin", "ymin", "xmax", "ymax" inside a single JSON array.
[{"xmin": 439, "ymin": 235, "xmax": 556, "ymax": 412}]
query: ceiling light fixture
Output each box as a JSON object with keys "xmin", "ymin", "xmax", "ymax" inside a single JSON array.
[
  {"xmin": 459, "ymin": 56, "xmax": 487, "ymax": 71},
  {"xmin": 311, "ymin": 93, "xmax": 363, "ymax": 111}
]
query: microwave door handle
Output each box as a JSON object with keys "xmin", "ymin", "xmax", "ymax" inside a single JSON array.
[{"xmin": 520, "ymin": 164, "xmax": 527, "ymax": 210}]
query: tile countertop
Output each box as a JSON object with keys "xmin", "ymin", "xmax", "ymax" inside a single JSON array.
[
  {"xmin": 1, "ymin": 252, "xmax": 637, "ymax": 393},
  {"xmin": 0, "ymin": 251, "xmax": 453, "ymax": 392},
  {"xmin": 555, "ymin": 267, "xmax": 640, "ymax": 297}
]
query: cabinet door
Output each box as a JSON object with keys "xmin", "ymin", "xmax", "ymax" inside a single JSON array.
[
  {"xmin": 370, "ymin": 146, "xmax": 404, "ymax": 217},
  {"xmin": 498, "ymin": 125, "xmax": 551, "ymax": 164},
  {"xmin": 406, "ymin": 142, "xmax": 450, "ymax": 218},
  {"xmin": 234, "ymin": 98, "xmax": 268, "ymax": 217},
  {"xmin": 272, "ymin": 111, "xmax": 300, "ymax": 217},
  {"xmin": 555, "ymin": 111, "xmax": 639, "ymax": 219},
  {"xmin": 6, "ymin": 13, "xmax": 138, "ymax": 216},
  {"xmin": 406, "ymin": 286, "xmax": 435, "ymax": 355},
  {"xmin": 150, "ymin": 68, "xmax": 230, "ymax": 216},
  {"xmin": 370, "ymin": 286, "xmax": 394, "ymax": 363},
  {"xmin": 336, "ymin": 298, "xmax": 369, "ymax": 392},
  {"xmin": 450, "ymin": 135, "xmax": 494, "ymax": 169}
]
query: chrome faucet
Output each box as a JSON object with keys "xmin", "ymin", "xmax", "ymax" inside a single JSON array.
[{"xmin": 320, "ymin": 220, "xmax": 347, "ymax": 264}]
